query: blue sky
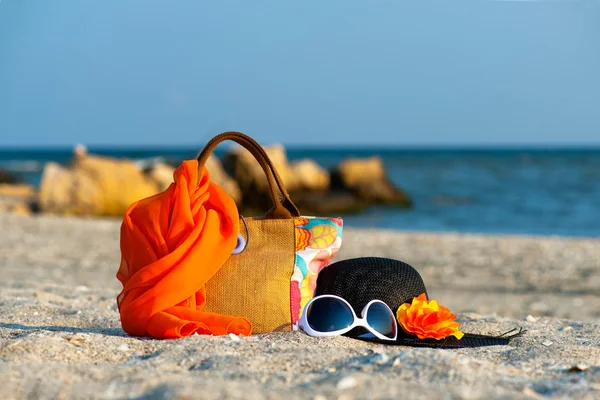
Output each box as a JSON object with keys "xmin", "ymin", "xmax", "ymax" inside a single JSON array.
[{"xmin": 0, "ymin": 0, "xmax": 599, "ymax": 147}]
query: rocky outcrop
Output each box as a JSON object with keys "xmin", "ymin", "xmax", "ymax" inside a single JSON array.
[
  {"xmin": 223, "ymin": 144, "xmax": 332, "ymax": 209},
  {"xmin": 0, "ymin": 184, "xmax": 35, "ymax": 198},
  {"xmin": 140, "ymin": 156, "xmax": 242, "ymax": 204},
  {"xmin": 223, "ymin": 144, "xmax": 297, "ymax": 211},
  {"xmin": 38, "ymin": 149, "xmax": 159, "ymax": 217},
  {"xmin": 204, "ymin": 155, "xmax": 242, "ymax": 205},
  {"xmin": 289, "ymin": 159, "xmax": 330, "ymax": 192},
  {"xmin": 331, "ymin": 156, "xmax": 412, "ymax": 207},
  {"xmin": 5, "ymin": 143, "xmax": 412, "ymax": 218},
  {"xmin": 285, "ymin": 190, "xmax": 368, "ymax": 215},
  {"xmin": 144, "ymin": 162, "xmax": 175, "ymax": 192},
  {"xmin": 38, "ymin": 162, "xmax": 97, "ymax": 215},
  {"xmin": 0, "ymin": 184, "xmax": 35, "ymax": 215},
  {"xmin": 223, "ymin": 144, "xmax": 294, "ymax": 192},
  {"xmin": 0, "ymin": 170, "xmax": 20, "ymax": 184},
  {"xmin": 223, "ymin": 146, "xmax": 411, "ymax": 214}
]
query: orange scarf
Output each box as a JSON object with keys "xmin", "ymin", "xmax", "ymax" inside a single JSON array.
[{"xmin": 116, "ymin": 160, "xmax": 252, "ymax": 339}]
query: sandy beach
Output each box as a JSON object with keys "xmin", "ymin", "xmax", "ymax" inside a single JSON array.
[{"xmin": 1, "ymin": 213, "xmax": 599, "ymax": 399}]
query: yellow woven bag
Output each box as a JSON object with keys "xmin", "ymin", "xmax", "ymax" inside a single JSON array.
[{"xmin": 199, "ymin": 132, "xmax": 344, "ymax": 333}]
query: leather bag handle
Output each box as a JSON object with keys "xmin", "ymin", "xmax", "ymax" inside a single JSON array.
[{"xmin": 197, "ymin": 131, "xmax": 300, "ymax": 219}]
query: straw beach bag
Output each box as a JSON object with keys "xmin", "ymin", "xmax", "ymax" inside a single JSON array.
[{"xmin": 199, "ymin": 132, "xmax": 344, "ymax": 334}]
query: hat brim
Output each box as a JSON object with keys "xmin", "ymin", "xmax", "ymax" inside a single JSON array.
[{"xmin": 349, "ymin": 328, "xmax": 527, "ymax": 348}]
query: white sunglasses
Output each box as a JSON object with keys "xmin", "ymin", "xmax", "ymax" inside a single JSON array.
[{"xmin": 298, "ymin": 294, "xmax": 398, "ymax": 341}]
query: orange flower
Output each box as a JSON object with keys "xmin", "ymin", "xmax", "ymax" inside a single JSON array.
[{"xmin": 396, "ymin": 294, "xmax": 464, "ymax": 340}]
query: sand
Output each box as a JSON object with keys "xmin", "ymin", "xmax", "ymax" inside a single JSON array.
[{"xmin": 1, "ymin": 213, "xmax": 599, "ymax": 399}]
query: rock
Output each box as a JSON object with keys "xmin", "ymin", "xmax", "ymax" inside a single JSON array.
[
  {"xmin": 0, "ymin": 169, "xmax": 20, "ymax": 184},
  {"xmin": 331, "ymin": 156, "xmax": 412, "ymax": 207},
  {"xmin": 145, "ymin": 162, "xmax": 175, "ymax": 192},
  {"xmin": 74, "ymin": 144, "xmax": 88, "ymax": 160},
  {"xmin": 143, "ymin": 157, "xmax": 242, "ymax": 204},
  {"xmin": 39, "ymin": 151, "xmax": 160, "ymax": 217},
  {"xmin": 0, "ymin": 184, "xmax": 35, "ymax": 198},
  {"xmin": 290, "ymin": 159, "xmax": 330, "ymax": 192},
  {"xmin": 204, "ymin": 155, "xmax": 242, "ymax": 205},
  {"xmin": 228, "ymin": 333, "xmax": 241, "ymax": 342},
  {"xmin": 290, "ymin": 191, "xmax": 368, "ymax": 215},
  {"xmin": 335, "ymin": 157, "xmax": 386, "ymax": 186},
  {"xmin": 0, "ymin": 199, "xmax": 32, "ymax": 215},
  {"xmin": 0, "ymin": 184, "xmax": 36, "ymax": 215},
  {"xmin": 223, "ymin": 144, "xmax": 410, "ymax": 213},
  {"xmin": 39, "ymin": 162, "xmax": 99, "ymax": 216},
  {"xmin": 223, "ymin": 144, "xmax": 299, "ymax": 211},
  {"xmin": 336, "ymin": 376, "xmax": 359, "ymax": 390},
  {"xmin": 258, "ymin": 144, "xmax": 298, "ymax": 190},
  {"xmin": 9, "ymin": 202, "xmax": 32, "ymax": 215}
]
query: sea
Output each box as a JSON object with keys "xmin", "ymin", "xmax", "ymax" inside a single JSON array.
[{"xmin": 1, "ymin": 147, "xmax": 599, "ymax": 238}]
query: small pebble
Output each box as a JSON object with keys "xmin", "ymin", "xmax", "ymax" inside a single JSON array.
[
  {"xmin": 523, "ymin": 387, "xmax": 543, "ymax": 399},
  {"xmin": 378, "ymin": 353, "xmax": 390, "ymax": 364},
  {"xmin": 229, "ymin": 333, "xmax": 241, "ymax": 342},
  {"xmin": 560, "ymin": 326, "xmax": 573, "ymax": 332},
  {"xmin": 526, "ymin": 315, "xmax": 537, "ymax": 322},
  {"xmin": 337, "ymin": 376, "xmax": 358, "ymax": 390},
  {"xmin": 567, "ymin": 365, "xmax": 589, "ymax": 373},
  {"xmin": 117, "ymin": 344, "xmax": 129, "ymax": 352},
  {"xmin": 542, "ymin": 341, "xmax": 553, "ymax": 347},
  {"xmin": 67, "ymin": 335, "xmax": 85, "ymax": 346}
]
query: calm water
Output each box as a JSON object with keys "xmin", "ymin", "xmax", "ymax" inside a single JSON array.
[{"xmin": 2, "ymin": 147, "xmax": 599, "ymax": 237}]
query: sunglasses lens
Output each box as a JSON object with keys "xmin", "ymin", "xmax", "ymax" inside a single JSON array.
[
  {"xmin": 366, "ymin": 302, "xmax": 397, "ymax": 339},
  {"xmin": 306, "ymin": 297, "xmax": 354, "ymax": 333}
]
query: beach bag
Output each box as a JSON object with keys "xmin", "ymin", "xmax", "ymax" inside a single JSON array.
[{"xmin": 199, "ymin": 132, "xmax": 344, "ymax": 333}]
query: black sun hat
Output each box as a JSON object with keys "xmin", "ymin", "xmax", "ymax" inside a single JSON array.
[{"xmin": 314, "ymin": 257, "xmax": 526, "ymax": 348}]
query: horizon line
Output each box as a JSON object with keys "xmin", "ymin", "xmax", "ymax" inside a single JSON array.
[{"xmin": 2, "ymin": 142, "xmax": 600, "ymax": 151}]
